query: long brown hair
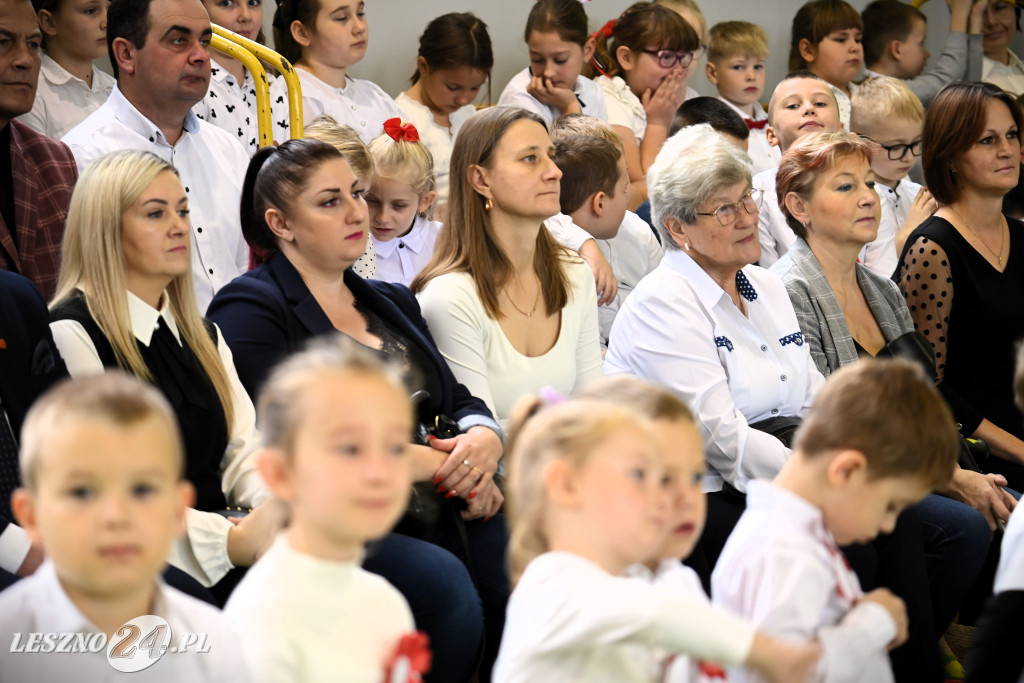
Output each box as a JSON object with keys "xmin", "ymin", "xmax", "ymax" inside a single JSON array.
[
  {"xmin": 411, "ymin": 107, "xmax": 574, "ymax": 320},
  {"xmin": 587, "ymin": 2, "xmax": 696, "ymax": 79}
]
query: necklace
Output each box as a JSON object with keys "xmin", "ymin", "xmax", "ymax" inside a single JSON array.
[
  {"xmin": 505, "ymin": 284, "xmax": 541, "ymax": 317},
  {"xmin": 949, "ymin": 206, "xmax": 1005, "ymax": 267}
]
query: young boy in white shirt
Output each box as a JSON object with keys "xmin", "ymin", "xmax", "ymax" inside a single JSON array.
[
  {"xmin": 755, "ymin": 72, "xmax": 842, "ymax": 267},
  {"xmin": 713, "ymin": 358, "xmax": 960, "ymax": 683},
  {"xmin": 0, "ymin": 373, "xmax": 254, "ymax": 682},
  {"xmin": 705, "ymin": 21, "xmax": 780, "ymax": 175},
  {"xmin": 850, "ymin": 76, "xmax": 938, "ymax": 278}
]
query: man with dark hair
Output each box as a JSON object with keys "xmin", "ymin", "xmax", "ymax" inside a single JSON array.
[
  {"xmin": 62, "ymin": 0, "xmax": 250, "ymax": 312},
  {"xmin": 0, "ymin": 0, "xmax": 77, "ymax": 300}
]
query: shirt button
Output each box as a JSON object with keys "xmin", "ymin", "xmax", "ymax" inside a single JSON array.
[
  {"xmin": 351, "ymin": 105, "xmax": 357, "ymax": 110},
  {"xmin": 360, "ymin": 121, "xmax": 366, "ymax": 126},
  {"xmin": 398, "ymin": 243, "xmax": 405, "ymax": 249},
  {"xmin": 197, "ymin": 227, "xmax": 202, "ymax": 233},
  {"xmin": 780, "ymin": 374, "xmax": 788, "ymax": 382},
  {"xmin": 208, "ymin": 269, "xmax": 214, "ymax": 274},
  {"xmin": 771, "ymin": 408, "xmax": 779, "ymax": 414},
  {"xmin": 760, "ymin": 345, "xmax": 768, "ymax": 351}
]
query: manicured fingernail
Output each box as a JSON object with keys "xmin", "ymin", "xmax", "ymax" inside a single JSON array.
[
  {"xmin": 468, "ymin": 491, "xmax": 477, "ymax": 500},
  {"xmin": 436, "ymin": 485, "xmax": 446, "ymax": 493},
  {"xmin": 426, "ymin": 434, "xmax": 436, "ymax": 442},
  {"xmin": 445, "ymin": 490, "xmax": 457, "ymax": 499},
  {"xmin": 485, "ymin": 515, "xmax": 493, "ymax": 522},
  {"xmin": 432, "ymin": 475, "xmax": 442, "ymax": 485}
]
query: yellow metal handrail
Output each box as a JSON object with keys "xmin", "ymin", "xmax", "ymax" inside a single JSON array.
[{"xmin": 210, "ymin": 25, "xmax": 304, "ymax": 141}]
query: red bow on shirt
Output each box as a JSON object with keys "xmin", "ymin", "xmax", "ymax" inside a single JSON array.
[
  {"xmin": 698, "ymin": 661, "xmax": 729, "ymax": 679},
  {"xmin": 385, "ymin": 631, "xmax": 432, "ymax": 683},
  {"xmin": 383, "ymin": 118, "xmax": 420, "ymax": 143},
  {"xmin": 745, "ymin": 119, "xmax": 768, "ymax": 130}
]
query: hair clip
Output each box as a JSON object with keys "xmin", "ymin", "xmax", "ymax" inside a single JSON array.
[
  {"xmin": 539, "ymin": 386, "xmax": 569, "ymax": 406},
  {"xmin": 593, "ymin": 18, "xmax": 616, "ymax": 39},
  {"xmin": 383, "ymin": 118, "xmax": 420, "ymax": 143}
]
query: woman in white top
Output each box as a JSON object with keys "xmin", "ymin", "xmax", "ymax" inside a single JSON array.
[
  {"xmin": 397, "ymin": 12, "xmax": 491, "ymax": 213},
  {"xmin": 194, "ymin": 0, "xmax": 267, "ymax": 156},
  {"xmin": 413, "ymin": 107, "xmax": 603, "ymax": 430},
  {"xmin": 48, "ymin": 150, "xmax": 283, "ymax": 590},
  {"xmin": 980, "ymin": 0, "xmax": 1024, "ymax": 95},
  {"xmin": 269, "ymin": 0, "xmax": 400, "ymax": 144},
  {"xmin": 21, "ymin": 0, "xmax": 114, "ymax": 139},
  {"xmin": 497, "ymin": 0, "xmax": 608, "ymax": 128}
]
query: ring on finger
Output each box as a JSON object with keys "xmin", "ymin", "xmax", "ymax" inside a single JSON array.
[
  {"xmin": 472, "ymin": 466, "xmax": 484, "ymax": 475},
  {"xmin": 462, "ymin": 459, "xmax": 471, "ymax": 468}
]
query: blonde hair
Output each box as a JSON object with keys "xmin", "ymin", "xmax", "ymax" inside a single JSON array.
[
  {"xmin": 654, "ymin": 0, "xmax": 707, "ymax": 38},
  {"xmin": 506, "ymin": 396, "xmax": 650, "ymax": 583},
  {"xmin": 304, "ymin": 115, "xmax": 376, "ymax": 182},
  {"xmin": 367, "ymin": 125, "xmax": 436, "ymax": 211},
  {"xmin": 576, "ymin": 375, "xmax": 695, "ymax": 423},
  {"xmin": 52, "ymin": 150, "xmax": 234, "ymax": 429},
  {"xmin": 20, "ymin": 372, "xmax": 183, "ymax": 489},
  {"xmin": 550, "ymin": 113, "xmax": 623, "ymax": 148},
  {"xmin": 850, "ymin": 76, "xmax": 925, "ymax": 133},
  {"xmin": 707, "ymin": 21, "xmax": 769, "ymax": 62}
]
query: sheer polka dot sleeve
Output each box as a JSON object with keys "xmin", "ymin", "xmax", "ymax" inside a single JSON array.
[{"xmin": 898, "ymin": 236, "xmax": 953, "ymax": 381}]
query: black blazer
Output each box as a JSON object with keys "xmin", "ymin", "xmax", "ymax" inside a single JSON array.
[
  {"xmin": 207, "ymin": 251, "xmax": 494, "ymax": 425},
  {"xmin": 0, "ymin": 270, "xmax": 68, "ymax": 532}
]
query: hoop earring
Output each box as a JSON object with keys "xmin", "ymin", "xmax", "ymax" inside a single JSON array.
[{"xmin": 484, "ymin": 198, "xmax": 493, "ymax": 213}]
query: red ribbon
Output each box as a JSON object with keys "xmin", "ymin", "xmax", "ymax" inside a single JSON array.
[
  {"xmin": 593, "ymin": 18, "xmax": 616, "ymax": 39},
  {"xmin": 745, "ymin": 118, "xmax": 768, "ymax": 130},
  {"xmin": 385, "ymin": 631, "xmax": 432, "ymax": 683},
  {"xmin": 698, "ymin": 661, "xmax": 729, "ymax": 679},
  {"xmin": 383, "ymin": 118, "xmax": 420, "ymax": 143}
]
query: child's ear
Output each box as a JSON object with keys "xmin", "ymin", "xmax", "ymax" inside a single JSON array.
[
  {"xmin": 591, "ymin": 191, "xmax": 607, "ymax": 218},
  {"xmin": 826, "ymin": 449, "xmax": 869, "ymax": 487},
  {"xmin": 265, "ymin": 207, "xmax": 294, "ymax": 243},
  {"xmin": 417, "ymin": 191, "xmax": 437, "ymax": 215},
  {"xmin": 257, "ymin": 447, "xmax": 296, "ymax": 503},
  {"xmin": 544, "ymin": 460, "xmax": 581, "ymax": 507},
  {"xmin": 37, "ymin": 10, "xmax": 59, "ymax": 38},
  {"xmin": 888, "ymin": 39, "xmax": 904, "ymax": 63},
  {"xmin": 766, "ymin": 124, "xmax": 780, "ymax": 148},
  {"xmin": 174, "ymin": 481, "xmax": 195, "ymax": 537},
  {"xmin": 11, "ymin": 488, "xmax": 42, "ymax": 547},
  {"xmin": 705, "ymin": 61, "xmax": 719, "ymax": 86},
  {"xmin": 582, "ymin": 36, "xmax": 596, "ymax": 64},
  {"xmin": 798, "ymin": 38, "xmax": 817, "ymax": 66},
  {"xmin": 616, "ymin": 45, "xmax": 635, "ymax": 73},
  {"xmin": 415, "ymin": 56, "xmax": 430, "ymax": 79},
  {"xmin": 290, "ymin": 20, "xmax": 312, "ymax": 49}
]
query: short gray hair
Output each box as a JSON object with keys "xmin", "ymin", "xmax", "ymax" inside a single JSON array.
[{"xmin": 647, "ymin": 124, "xmax": 753, "ymax": 250}]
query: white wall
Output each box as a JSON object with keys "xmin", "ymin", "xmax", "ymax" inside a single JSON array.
[{"xmin": 259, "ymin": 0, "xmax": 1024, "ymax": 104}]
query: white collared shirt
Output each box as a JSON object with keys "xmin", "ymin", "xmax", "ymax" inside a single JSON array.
[
  {"xmin": 192, "ymin": 59, "xmax": 265, "ymax": 156},
  {"xmin": 753, "ymin": 165, "xmax": 796, "ymax": 268},
  {"xmin": 995, "ymin": 503, "xmax": 1024, "ymax": 593},
  {"xmin": 605, "ymin": 250, "xmax": 825, "ymax": 493},
  {"xmin": 18, "ymin": 54, "xmax": 115, "ymax": 140},
  {"xmin": 494, "ymin": 552, "xmax": 753, "ymax": 683},
  {"xmin": 372, "ymin": 214, "xmax": 441, "ymax": 287},
  {"xmin": 271, "ymin": 69, "xmax": 402, "ymax": 144},
  {"xmin": 713, "ymin": 481, "xmax": 897, "ymax": 683},
  {"xmin": 830, "ymin": 82, "xmax": 856, "ymax": 131},
  {"xmin": 49, "ymin": 290, "xmax": 268, "ymax": 586},
  {"xmin": 983, "ymin": 49, "xmax": 1024, "ymax": 96},
  {"xmin": 498, "ymin": 68, "xmax": 609, "ymax": 127},
  {"xmin": 0, "ymin": 562, "xmax": 258, "ymax": 682},
  {"xmin": 62, "ymin": 86, "xmax": 251, "ymax": 314},
  {"xmin": 859, "ymin": 178, "xmax": 922, "ymax": 278},
  {"xmin": 394, "ymin": 93, "xmax": 475, "ymax": 207},
  {"xmin": 718, "ymin": 97, "xmax": 781, "ymax": 176}
]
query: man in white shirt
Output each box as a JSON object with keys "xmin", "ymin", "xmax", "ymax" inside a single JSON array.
[{"xmin": 62, "ymin": 0, "xmax": 250, "ymax": 313}]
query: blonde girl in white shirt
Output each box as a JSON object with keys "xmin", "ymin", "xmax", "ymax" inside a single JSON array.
[
  {"xmin": 365, "ymin": 120, "xmax": 441, "ymax": 288},
  {"xmin": 21, "ymin": 0, "xmax": 114, "ymax": 139},
  {"xmin": 588, "ymin": 2, "xmax": 699, "ymax": 207},
  {"xmin": 494, "ymin": 393, "xmax": 819, "ymax": 683},
  {"xmin": 270, "ymin": 0, "xmax": 401, "ymax": 143}
]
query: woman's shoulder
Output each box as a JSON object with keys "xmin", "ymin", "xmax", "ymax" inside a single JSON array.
[{"xmin": 418, "ymin": 270, "xmax": 477, "ymax": 299}]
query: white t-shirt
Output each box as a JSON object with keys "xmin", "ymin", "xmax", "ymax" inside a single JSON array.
[
  {"xmin": 372, "ymin": 214, "xmax": 442, "ymax": 287},
  {"xmin": 226, "ymin": 535, "xmax": 417, "ymax": 683},
  {"xmin": 416, "ymin": 258, "xmax": 603, "ymax": 428},
  {"xmin": 394, "ymin": 92, "xmax": 475, "ymax": 207},
  {"xmin": 983, "ymin": 50, "xmax": 1024, "ymax": 96},
  {"xmin": 19, "ymin": 54, "xmax": 115, "ymax": 140},
  {"xmin": 498, "ymin": 67, "xmax": 609, "ymax": 127}
]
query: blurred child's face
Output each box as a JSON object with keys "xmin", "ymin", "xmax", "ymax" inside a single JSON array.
[
  {"xmin": 823, "ymin": 471, "xmax": 929, "ymax": 546},
  {"xmin": 652, "ymin": 419, "xmax": 705, "ymax": 561},
  {"xmin": 767, "ymin": 78, "xmax": 840, "ymax": 151},
  {"xmin": 528, "ymin": 31, "xmax": 592, "ymax": 91},
  {"xmin": 417, "ymin": 64, "xmax": 487, "ymax": 114},
  {"xmin": 857, "ymin": 115, "xmax": 923, "ymax": 186},
  {"xmin": 589, "ymin": 156, "xmax": 631, "ymax": 240},
  {"xmin": 804, "ymin": 28, "xmax": 863, "ymax": 88},
  {"xmin": 895, "ymin": 18, "xmax": 929, "ymax": 78},
  {"xmin": 14, "ymin": 415, "xmax": 188, "ymax": 601},
  {"xmin": 275, "ymin": 371, "xmax": 412, "ymax": 558},
  {"xmin": 620, "ymin": 44, "xmax": 687, "ymax": 97},
  {"xmin": 574, "ymin": 424, "xmax": 670, "ymax": 573},
  {"xmin": 366, "ymin": 174, "xmax": 433, "ymax": 242},
  {"xmin": 983, "ymin": 0, "xmax": 1017, "ymax": 57},
  {"xmin": 202, "ymin": 0, "xmax": 261, "ymax": 41},
  {"xmin": 42, "ymin": 0, "xmax": 109, "ymax": 62},
  {"xmin": 305, "ymin": 0, "xmax": 367, "ymax": 69},
  {"xmin": 707, "ymin": 54, "xmax": 766, "ymax": 111}
]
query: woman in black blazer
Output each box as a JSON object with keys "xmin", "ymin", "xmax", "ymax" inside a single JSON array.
[{"xmin": 207, "ymin": 139, "xmax": 505, "ymax": 683}]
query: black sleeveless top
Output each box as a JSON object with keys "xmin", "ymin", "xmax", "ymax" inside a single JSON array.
[{"xmin": 51, "ymin": 293, "xmax": 230, "ymax": 511}]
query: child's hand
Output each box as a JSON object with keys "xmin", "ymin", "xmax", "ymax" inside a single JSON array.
[
  {"xmin": 747, "ymin": 633, "xmax": 821, "ymax": 683},
  {"xmin": 527, "ymin": 75, "xmax": 582, "ymax": 116},
  {"xmin": 579, "ymin": 238, "xmax": 618, "ymax": 305},
  {"xmin": 226, "ymin": 499, "xmax": 289, "ymax": 567},
  {"xmin": 861, "ymin": 588, "xmax": 908, "ymax": 649},
  {"xmin": 895, "ymin": 187, "xmax": 937, "ymax": 253},
  {"xmin": 642, "ymin": 69, "xmax": 687, "ymax": 128}
]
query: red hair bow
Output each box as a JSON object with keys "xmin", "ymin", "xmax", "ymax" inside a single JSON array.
[
  {"xmin": 593, "ymin": 18, "xmax": 616, "ymax": 39},
  {"xmin": 385, "ymin": 631, "xmax": 432, "ymax": 683},
  {"xmin": 383, "ymin": 118, "xmax": 420, "ymax": 143}
]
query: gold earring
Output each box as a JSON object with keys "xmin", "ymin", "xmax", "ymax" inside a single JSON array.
[{"xmin": 484, "ymin": 198, "xmax": 493, "ymax": 212}]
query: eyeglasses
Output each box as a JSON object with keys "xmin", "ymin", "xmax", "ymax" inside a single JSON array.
[
  {"xmin": 641, "ymin": 48, "xmax": 699, "ymax": 69},
  {"xmin": 695, "ymin": 188, "xmax": 764, "ymax": 226},
  {"xmin": 859, "ymin": 134, "xmax": 923, "ymax": 161}
]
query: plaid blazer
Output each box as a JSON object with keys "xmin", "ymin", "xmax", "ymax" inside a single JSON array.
[
  {"xmin": 770, "ymin": 237, "xmax": 914, "ymax": 376},
  {"xmin": 0, "ymin": 120, "xmax": 77, "ymax": 300}
]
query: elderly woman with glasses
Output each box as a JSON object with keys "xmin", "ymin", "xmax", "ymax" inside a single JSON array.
[{"xmin": 605, "ymin": 124, "xmax": 825, "ymax": 572}]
